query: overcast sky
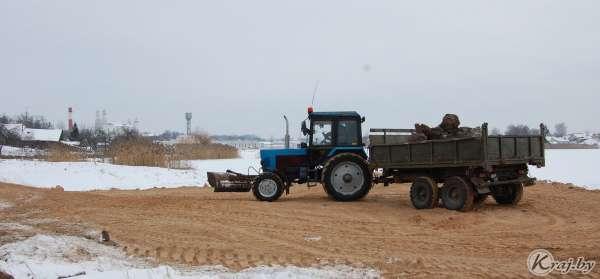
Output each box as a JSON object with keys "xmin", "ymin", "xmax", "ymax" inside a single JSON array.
[{"xmin": 0, "ymin": 1, "xmax": 598, "ymax": 138}]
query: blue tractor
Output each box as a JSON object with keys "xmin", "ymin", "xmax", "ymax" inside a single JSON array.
[{"xmin": 207, "ymin": 108, "xmax": 373, "ymax": 202}]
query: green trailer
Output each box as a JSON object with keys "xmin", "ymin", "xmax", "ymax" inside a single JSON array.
[{"xmin": 369, "ymin": 123, "xmax": 545, "ymax": 211}]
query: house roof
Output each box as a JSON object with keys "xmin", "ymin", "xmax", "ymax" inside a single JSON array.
[
  {"xmin": 2, "ymin": 124, "xmax": 62, "ymax": 142},
  {"xmin": 22, "ymin": 128, "xmax": 62, "ymax": 142}
]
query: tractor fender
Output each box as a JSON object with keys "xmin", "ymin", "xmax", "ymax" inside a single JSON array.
[{"xmin": 326, "ymin": 147, "xmax": 367, "ymax": 160}]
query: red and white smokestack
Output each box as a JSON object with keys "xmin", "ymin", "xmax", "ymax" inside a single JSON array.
[{"xmin": 68, "ymin": 107, "xmax": 73, "ymax": 130}]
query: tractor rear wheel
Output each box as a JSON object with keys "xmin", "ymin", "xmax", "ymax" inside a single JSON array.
[
  {"xmin": 410, "ymin": 177, "xmax": 439, "ymax": 209},
  {"xmin": 491, "ymin": 183, "xmax": 523, "ymax": 205},
  {"xmin": 322, "ymin": 153, "xmax": 372, "ymax": 201},
  {"xmin": 252, "ymin": 172, "xmax": 284, "ymax": 202},
  {"xmin": 441, "ymin": 176, "xmax": 475, "ymax": 212}
]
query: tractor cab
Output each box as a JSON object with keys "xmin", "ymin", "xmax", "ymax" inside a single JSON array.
[
  {"xmin": 301, "ymin": 109, "xmax": 367, "ymax": 165},
  {"xmin": 259, "ymin": 108, "xmax": 367, "ymax": 182}
]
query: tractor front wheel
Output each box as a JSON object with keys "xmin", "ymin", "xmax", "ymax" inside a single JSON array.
[
  {"xmin": 322, "ymin": 153, "xmax": 372, "ymax": 201},
  {"xmin": 252, "ymin": 172, "xmax": 285, "ymax": 202}
]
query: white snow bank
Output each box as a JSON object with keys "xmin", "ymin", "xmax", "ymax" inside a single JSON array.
[
  {"xmin": 0, "ymin": 150, "xmax": 260, "ymax": 191},
  {"xmin": 0, "ymin": 159, "xmax": 203, "ymax": 190},
  {"xmin": 0, "ymin": 234, "xmax": 379, "ymax": 279},
  {"xmin": 529, "ymin": 149, "xmax": 600, "ymax": 189}
]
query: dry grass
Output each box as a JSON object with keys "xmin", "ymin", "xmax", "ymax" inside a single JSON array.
[
  {"xmin": 46, "ymin": 144, "xmax": 84, "ymax": 162},
  {"xmin": 107, "ymin": 133, "xmax": 238, "ymax": 168},
  {"xmin": 173, "ymin": 134, "xmax": 239, "ymax": 160},
  {"xmin": 107, "ymin": 137, "xmax": 167, "ymax": 167}
]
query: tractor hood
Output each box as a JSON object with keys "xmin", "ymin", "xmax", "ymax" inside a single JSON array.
[{"xmin": 260, "ymin": 148, "xmax": 308, "ymax": 172}]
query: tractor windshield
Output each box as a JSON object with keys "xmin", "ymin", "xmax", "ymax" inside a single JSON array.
[{"xmin": 313, "ymin": 120, "xmax": 333, "ymax": 145}]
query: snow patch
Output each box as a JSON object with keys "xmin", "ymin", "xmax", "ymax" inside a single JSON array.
[
  {"xmin": 0, "ymin": 150, "xmax": 260, "ymax": 191},
  {"xmin": 0, "ymin": 200, "xmax": 12, "ymax": 210},
  {"xmin": 304, "ymin": 235, "xmax": 322, "ymax": 242},
  {"xmin": 0, "ymin": 234, "xmax": 379, "ymax": 279},
  {"xmin": 529, "ymin": 149, "xmax": 600, "ymax": 189}
]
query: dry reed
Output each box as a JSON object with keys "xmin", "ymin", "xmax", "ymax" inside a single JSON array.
[
  {"xmin": 107, "ymin": 133, "xmax": 238, "ymax": 168},
  {"xmin": 107, "ymin": 136, "xmax": 167, "ymax": 167},
  {"xmin": 173, "ymin": 134, "xmax": 239, "ymax": 160},
  {"xmin": 46, "ymin": 144, "xmax": 84, "ymax": 162}
]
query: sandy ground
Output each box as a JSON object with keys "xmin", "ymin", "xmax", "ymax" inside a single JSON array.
[{"xmin": 1, "ymin": 182, "xmax": 599, "ymax": 278}]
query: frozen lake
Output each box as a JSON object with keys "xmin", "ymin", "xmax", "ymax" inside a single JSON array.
[{"xmin": 529, "ymin": 149, "xmax": 600, "ymax": 189}]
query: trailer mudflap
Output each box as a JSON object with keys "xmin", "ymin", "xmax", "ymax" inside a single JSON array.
[{"xmin": 207, "ymin": 170, "xmax": 255, "ymax": 192}]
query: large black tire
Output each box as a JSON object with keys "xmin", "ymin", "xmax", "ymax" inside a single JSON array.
[
  {"xmin": 410, "ymin": 177, "xmax": 439, "ymax": 209},
  {"xmin": 252, "ymin": 172, "xmax": 285, "ymax": 202},
  {"xmin": 491, "ymin": 183, "xmax": 523, "ymax": 205},
  {"xmin": 441, "ymin": 176, "xmax": 475, "ymax": 212},
  {"xmin": 322, "ymin": 153, "xmax": 372, "ymax": 201}
]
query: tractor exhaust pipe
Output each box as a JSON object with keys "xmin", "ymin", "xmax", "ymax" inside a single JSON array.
[{"xmin": 283, "ymin": 115, "xmax": 290, "ymax": 148}]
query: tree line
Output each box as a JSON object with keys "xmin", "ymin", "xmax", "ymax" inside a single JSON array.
[{"xmin": 491, "ymin": 123, "xmax": 568, "ymax": 137}]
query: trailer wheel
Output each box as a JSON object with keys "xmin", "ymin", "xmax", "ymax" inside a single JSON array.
[
  {"xmin": 322, "ymin": 153, "xmax": 372, "ymax": 201},
  {"xmin": 491, "ymin": 183, "xmax": 523, "ymax": 205},
  {"xmin": 252, "ymin": 172, "xmax": 284, "ymax": 202},
  {"xmin": 410, "ymin": 177, "xmax": 439, "ymax": 209},
  {"xmin": 441, "ymin": 176, "xmax": 475, "ymax": 212}
]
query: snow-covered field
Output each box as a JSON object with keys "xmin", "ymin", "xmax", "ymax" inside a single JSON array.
[
  {"xmin": 0, "ymin": 234, "xmax": 378, "ymax": 279},
  {"xmin": 0, "ymin": 148, "xmax": 599, "ymax": 190},
  {"xmin": 529, "ymin": 149, "xmax": 600, "ymax": 189},
  {"xmin": 0, "ymin": 150, "xmax": 261, "ymax": 190}
]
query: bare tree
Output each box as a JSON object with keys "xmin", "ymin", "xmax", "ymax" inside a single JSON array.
[
  {"xmin": 0, "ymin": 114, "xmax": 12, "ymax": 124},
  {"xmin": 554, "ymin": 123, "xmax": 567, "ymax": 137},
  {"xmin": 505, "ymin": 124, "xmax": 532, "ymax": 136},
  {"xmin": 0, "ymin": 125, "xmax": 20, "ymax": 145},
  {"xmin": 490, "ymin": 128, "xmax": 501, "ymax": 135},
  {"xmin": 16, "ymin": 113, "xmax": 53, "ymax": 129}
]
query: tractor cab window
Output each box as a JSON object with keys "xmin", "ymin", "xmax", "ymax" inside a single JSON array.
[
  {"xmin": 337, "ymin": 120, "xmax": 359, "ymax": 146},
  {"xmin": 312, "ymin": 120, "xmax": 333, "ymax": 145}
]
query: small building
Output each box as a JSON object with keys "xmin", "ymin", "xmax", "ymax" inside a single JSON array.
[{"xmin": 1, "ymin": 124, "xmax": 63, "ymax": 146}]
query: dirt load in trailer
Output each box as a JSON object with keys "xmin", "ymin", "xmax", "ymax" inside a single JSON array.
[{"xmin": 369, "ymin": 123, "xmax": 546, "ymax": 211}]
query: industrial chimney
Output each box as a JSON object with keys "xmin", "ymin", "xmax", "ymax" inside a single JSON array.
[{"xmin": 68, "ymin": 107, "xmax": 73, "ymax": 130}]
